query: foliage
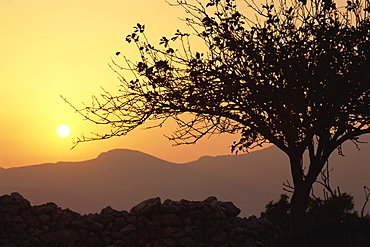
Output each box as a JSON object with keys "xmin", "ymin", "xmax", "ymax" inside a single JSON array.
[
  {"xmin": 66, "ymin": 0, "xmax": 370, "ymax": 152},
  {"xmin": 265, "ymin": 193, "xmax": 370, "ymax": 246},
  {"xmin": 64, "ymin": 0, "xmax": 370, "ymax": 234},
  {"xmin": 265, "ymin": 194, "xmax": 290, "ymax": 224},
  {"xmin": 306, "ymin": 193, "xmax": 355, "ymax": 225}
]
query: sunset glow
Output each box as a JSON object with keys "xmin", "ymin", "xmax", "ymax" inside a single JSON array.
[
  {"xmin": 57, "ymin": 125, "xmax": 71, "ymax": 138},
  {"xmin": 0, "ymin": 0, "xmax": 251, "ymax": 168}
]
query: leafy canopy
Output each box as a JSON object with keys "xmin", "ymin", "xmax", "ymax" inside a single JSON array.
[{"xmin": 67, "ymin": 0, "xmax": 370, "ymax": 156}]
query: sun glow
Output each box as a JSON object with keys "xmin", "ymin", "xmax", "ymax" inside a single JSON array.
[{"xmin": 57, "ymin": 125, "xmax": 70, "ymax": 138}]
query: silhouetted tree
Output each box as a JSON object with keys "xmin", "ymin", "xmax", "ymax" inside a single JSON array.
[{"xmin": 65, "ymin": 0, "xmax": 370, "ymax": 241}]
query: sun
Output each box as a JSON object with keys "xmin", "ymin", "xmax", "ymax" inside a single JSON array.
[{"xmin": 57, "ymin": 125, "xmax": 70, "ymax": 137}]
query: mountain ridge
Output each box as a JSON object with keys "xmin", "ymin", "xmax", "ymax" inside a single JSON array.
[
  {"xmin": 1, "ymin": 148, "xmax": 172, "ymax": 170},
  {"xmin": 0, "ymin": 141, "xmax": 369, "ymax": 217}
]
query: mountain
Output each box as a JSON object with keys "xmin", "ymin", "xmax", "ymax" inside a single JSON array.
[{"xmin": 1, "ymin": 138, "xmax": 369, "ymax": 217}]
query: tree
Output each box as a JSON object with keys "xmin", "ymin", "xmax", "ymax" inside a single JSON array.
[{"xmin": 64, "ymin": 0, "xmax": 370, "ymax": 241}]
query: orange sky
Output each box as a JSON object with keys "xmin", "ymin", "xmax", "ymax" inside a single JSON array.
[{"xmin": 0, "ymin": 0, "xmax": 263, "ymax": 168}]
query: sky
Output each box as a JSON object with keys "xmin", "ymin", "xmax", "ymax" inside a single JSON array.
[{"xmin": 0, "ymin": 0, "xmax": 256, "ymax": 168}]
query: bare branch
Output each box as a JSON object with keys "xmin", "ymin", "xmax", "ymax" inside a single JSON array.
[{"xmin": 361, "ymin": 186, "xmax": 370, "ymax": 218}]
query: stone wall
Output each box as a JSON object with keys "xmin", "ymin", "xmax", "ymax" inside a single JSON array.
[{"xmin": 0, "ymin": 192, "xmax": 288, "ymax": 247}]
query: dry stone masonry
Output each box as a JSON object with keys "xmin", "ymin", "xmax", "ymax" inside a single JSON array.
[{"xmin": 0, "ymin": 192, "xmax": 288, "ymax": 247}]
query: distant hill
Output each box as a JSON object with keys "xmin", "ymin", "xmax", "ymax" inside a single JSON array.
[{"xmin": 1, "ymin": 137, "xmax": 369, "ymax": 217}]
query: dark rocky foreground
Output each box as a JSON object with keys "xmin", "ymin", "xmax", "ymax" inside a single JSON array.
[{"xmin": 0, "ymin": 192, "xmax": 289, "ymax": 247}]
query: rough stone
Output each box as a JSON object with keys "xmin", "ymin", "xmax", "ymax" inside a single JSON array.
[
  {"xmin": 100, "ymin": 214, "xmax": 115, "ymax": 224},
  {"xmin": 89, "ymin": 221, "xmax": 104, "ymax": 231},
  {"xmin": 40, "ymin": 228, "xmax": 79, "ymax": 243},
  {"xmin": 210, "ymin": 231, "xmax": 227, "ymax": 244},
  {"xmin": 187, "ymin": 209, "xmax": 206, "ymax": 220},
  {"xmin": 127, "ymin": 215, "xmax": 137, "ymax": 224},
  {"xmin": 160, "ymin": 237, "xmax": 176, "ymax": 246},
  {"xmin": 157, "ymin": 213, "xmax": 183, "ymax": 227},
  {"xmin": 57, "ymin": 211, "xmax": 73, "ymax": 228},
  {"xmin": 12, "ymin": 215, "xmax": 23, "ymax": 224},
  {"xmin": 0, "ymin": 193, "xmax": 294, "ymax": 247},
  {"xmin": 179, "ymin": 236, "xmax": 196, "ymax": 247},
  {"xmin": 205, "ymin": 196, "xmax": 218, "ymax": 202},
  {"xmin": 19, "ymin": 199, "xmax": 31, "ymax": 210},
  {"xmin": 27, "ymin": 236, "xmax": 41, "ymax": 245},
  {"xmin": 153, "ymin": 239, "xmax": 167, "ymax": 247},
  {"xmin": 38, "ymin": 214, "xmax": 50, "ymax": 224},
  {"xmin": 258, "ymin": 217, "xmax": 273, "ymax": 228},
  {"xmin": 0, "ymin": 194, "xmax": 13, "ymax": 206},
  {"xmin": 173, "ymin": 230, "xmax": 187, "ymax": 238},
  {"xmin": 2, "ymin": 205, "xmax": 20, "ymax": 215},
  {"xmin": 100, "ymin": 206, "xmax": 116, "ymax": 215},
  {"xmin": 33, "ymin": 203, "xmax": 58, "ymax": 215},
  {"xmin": 21, "ymin": 210, "xmax": 39, "ymax": 228},
  {"xmin": 6, "ymin": 223, "xmax": 24, "ymax": 234},
  {"xmin": 115, "ymin": 217, "xmax": 125, "ymax": 226},
  {"xmin": 243, "ymin": 237, "xmax": 258, "ymax": 247},
  {"xmin": 161, "ymin": 199, "xmax": 183, "ymax": 214},
  {"xmin": 71, "ymin": 219, "xmax": 89, "ymax": 229},
  {"xmin": 120, "ymin": 223, "xmax": 136, "ymax": 232},
  {"xmin": 253, "ymin": 223, "xmax": 265, "ymax": 235},
  {"xmin": 85, "ymin": 233, "xmax": 102, "ymax": 247},
  {"xmin": 130, "ymin": 197, "xmax": 161, "ymax": 216},
  {"xmin": 221, "ymin": 201, "xmax": 241, "ymax": 217},
  {"xmin": 0, "ymin": 213, "xmax": 12, "ymax": 223},
  {"xmin": 78, "ymin": 229, "xmax": 88, "ymax": 240},
  {"xmin": 10, "ymin": 193, "xmax": 24, "ymax": 203}
]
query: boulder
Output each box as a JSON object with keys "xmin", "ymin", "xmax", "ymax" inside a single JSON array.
[
  {"xmin": 221, "ymin": 201, "xmax": 241, "ymax": 217},
  {"xmin": 156, "ymin": 213, "xmax": 183, "ymax": 227},
  {"xmin": 40, "ymin": 228, "xmax": 79, "ymax": 243},
  {"xmin": 130, "ymin": 197, "xmax": 161, "ymax": 216}
]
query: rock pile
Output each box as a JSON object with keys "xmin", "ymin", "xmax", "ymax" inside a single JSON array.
[{"xmin": 0, "ymin": 192, "xmax": 288, "ymax": 247}]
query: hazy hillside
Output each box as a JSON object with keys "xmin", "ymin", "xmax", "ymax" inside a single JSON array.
[{"xmin": 1, "ymin": 138, "xmax": 369, "ymax": 217}]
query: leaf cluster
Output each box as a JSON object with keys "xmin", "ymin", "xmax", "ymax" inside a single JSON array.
[
  {"xmin": 68, "ymin": 0, "xmax": 370, "ymax": 153},
  {"xmin": 265, "ymin": 193, "xmax": 370, "ymax": 246}
]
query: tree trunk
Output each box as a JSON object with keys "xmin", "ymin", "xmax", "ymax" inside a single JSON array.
[
  {"xmin": 288, "ymin": 155, "xmax": 313, "ymax": 246},
  {"xmin": 289, "ymin": 182, "xmax": 311, "ymax": 246}
]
